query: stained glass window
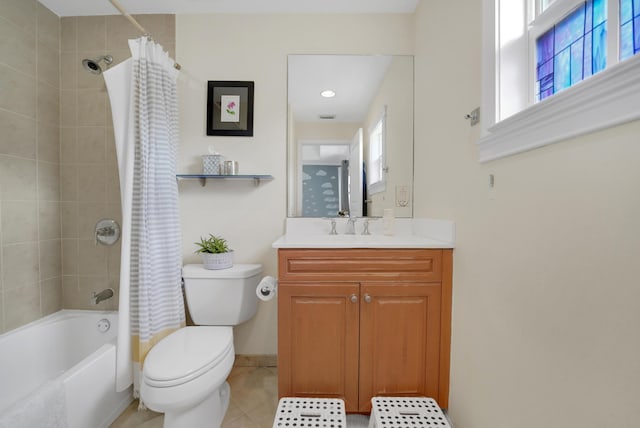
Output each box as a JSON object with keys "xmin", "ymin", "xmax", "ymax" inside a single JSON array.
[
  {"xmin": 536, "ymin": 0, "xmax": 607, "ymax": 101},
  {"xmin": 620, "ymin": 0, "xmax": 640, "ymax": 60}
]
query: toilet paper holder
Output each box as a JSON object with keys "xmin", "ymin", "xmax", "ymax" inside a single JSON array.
[{"xmin": 256, "ymin": 276, "xmax": 278, "ymax": 301}]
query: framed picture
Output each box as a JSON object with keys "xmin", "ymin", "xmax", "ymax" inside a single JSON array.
[{"xmin": 206, "ymin": 81, "xmax": 254, "ymax": 136}]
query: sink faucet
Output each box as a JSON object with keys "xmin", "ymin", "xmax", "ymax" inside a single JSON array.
[
  {"xmin": 346, "ymin": 217, "xmax": 357, "ymax": 235},
  {"xmin": 93, "ymin": 288, "xmax": 114, "ymax": 305},
  {"xmin": 325, "ymin": 218, "xmax": 338, "ymax": 235}
]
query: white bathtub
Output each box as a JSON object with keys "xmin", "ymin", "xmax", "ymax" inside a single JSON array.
[{"xmin": 0, "ymin": 310, "xmax": 133, "ymax": 428}]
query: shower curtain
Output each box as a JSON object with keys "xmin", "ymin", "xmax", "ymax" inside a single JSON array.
[{"xmin": 104, "ymin": 37, "xmax": 185, "ymax": 399}]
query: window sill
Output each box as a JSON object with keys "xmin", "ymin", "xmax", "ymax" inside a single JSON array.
[{"xmin": 477, "ymin": 55, "xmax": 640, "ymax": 163}]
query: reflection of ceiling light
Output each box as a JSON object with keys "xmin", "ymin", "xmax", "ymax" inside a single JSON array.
[{"xmin": 320, "ymin": 90, "xmax": 336, "ymax": 98}]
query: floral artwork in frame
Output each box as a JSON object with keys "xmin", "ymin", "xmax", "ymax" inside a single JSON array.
[{"xmin": 206, "ymin": 81, "xmax": 254, "ymax": 136}]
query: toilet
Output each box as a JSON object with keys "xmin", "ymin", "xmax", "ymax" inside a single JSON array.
[{"xmin": 140, "ymin": 263, "xmax": 263, "ymax": 428}]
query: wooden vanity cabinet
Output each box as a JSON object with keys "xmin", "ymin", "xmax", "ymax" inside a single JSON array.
[{"xmin": 277, "ymin": 248, "xmax": 452, "ymax": 413}]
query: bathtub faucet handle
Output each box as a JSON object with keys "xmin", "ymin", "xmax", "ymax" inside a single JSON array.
[{"xmin": 92, "ymin": 288, "xmax": 115, "ymax": 305}]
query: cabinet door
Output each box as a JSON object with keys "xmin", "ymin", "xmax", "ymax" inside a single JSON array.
[
  {"xmin": 359, "ymin": 282, "xmax": 442, "ymax": 412},
  {"xmin": 278, "ymin": 282, "xmax": 360, "ymax": 412}
]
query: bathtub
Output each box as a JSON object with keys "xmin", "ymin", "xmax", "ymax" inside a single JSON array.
[{"xmin": 0, "ymin": 310, "xmax": 133, "ymax": 428}]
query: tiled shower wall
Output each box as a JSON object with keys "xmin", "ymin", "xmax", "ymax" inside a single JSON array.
[
  {"xmin": 0, "ymin": 0, "xmax": 175, "ymax": 333},
  {"xmin": 60, "ymin": 14, "xmax": 175, "ymax": 311},
  {"xmin": 0, "ymin": 0, "xmax": 62, "ymax": 332}
]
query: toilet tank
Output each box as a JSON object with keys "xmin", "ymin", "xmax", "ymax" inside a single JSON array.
[{"xmin": 182, "ymin": 264, "xmax": 262, "ymax": 326}]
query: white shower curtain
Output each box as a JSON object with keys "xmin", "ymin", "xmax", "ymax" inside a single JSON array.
[{"xmin": 104, "ymin": 37, "xmax": 185, "ymax": 398}]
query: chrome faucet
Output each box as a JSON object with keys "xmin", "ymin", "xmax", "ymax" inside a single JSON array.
[
  {"xmin": 346, "ymin": 217, "xmax": 357, "ymax": 235},
  {"xmin": 93, "ymin": 288, "xmax": 114, "ymax": 305}
]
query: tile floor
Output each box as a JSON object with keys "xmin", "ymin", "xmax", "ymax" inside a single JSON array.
[{"xmin": 110, "ymin": 366, "xmax": 371, "ymax": 428}]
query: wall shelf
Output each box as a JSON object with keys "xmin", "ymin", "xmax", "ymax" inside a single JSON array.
[{"xmin": 176, "ymin": 174, "xmax": 274, "ymax": 187}]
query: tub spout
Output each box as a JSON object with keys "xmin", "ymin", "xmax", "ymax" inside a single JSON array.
[{"xmin": 92, "ymin": 288, "xmax": 114, "ymax": 305}]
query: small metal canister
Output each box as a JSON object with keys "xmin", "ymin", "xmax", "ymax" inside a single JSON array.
[{"xmin": 223, "ymin": 160, "xmax": 238, "ymax": 175}]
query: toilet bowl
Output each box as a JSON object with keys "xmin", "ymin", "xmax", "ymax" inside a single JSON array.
[{"xmin": 140, "ymin": 264, "xmax": 263, "ymax": 428}]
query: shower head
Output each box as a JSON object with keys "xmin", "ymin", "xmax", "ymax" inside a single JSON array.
[{"xmin": 82, "ymin": 55, "xmax": 113, "ymax": 75}]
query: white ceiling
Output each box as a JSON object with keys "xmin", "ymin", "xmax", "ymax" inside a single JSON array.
[{"xmin": 38, "ymin": 0, "xmax": 418, "ymax": 17}]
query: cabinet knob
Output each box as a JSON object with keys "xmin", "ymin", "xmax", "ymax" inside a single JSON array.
[
  {"xmin": 364, "ymin": 294, "xmax": 372, "ymax": 303},
  {"xmin": 350, "ymin": 294, "xmax": 358, "ymax": 303}
]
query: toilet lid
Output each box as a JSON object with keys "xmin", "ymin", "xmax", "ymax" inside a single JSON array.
[{"xmin": 143, "ymin": 326, "xmax": 233, "ymax": 387}]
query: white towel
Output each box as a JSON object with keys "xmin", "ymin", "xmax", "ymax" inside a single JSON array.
[{"xmin": 0, "ymin": 379, "xmax": 67, "ymax": 428}]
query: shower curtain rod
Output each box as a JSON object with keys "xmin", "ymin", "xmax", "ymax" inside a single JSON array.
[{"xmin": 108, "ymin": 0, "xmax": 182, "ymax": 70}]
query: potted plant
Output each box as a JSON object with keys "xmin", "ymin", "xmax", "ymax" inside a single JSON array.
[{"xmin": 195, "ymin": 234, "xmax": 233, "ymax": 270}]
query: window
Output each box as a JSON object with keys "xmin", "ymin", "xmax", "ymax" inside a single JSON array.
[
  {"xmin": 367, "ymin": 107, "xmax": 386, "ymax": 195},
  {"xmin": 620, "ymin": 0, "xmax": 640, "ymax": 59},
  {"xmin": 478, "ymin": 0, "xmax": 640, "ymax": 162},
  {"xmin": 535, "ymin": 0, "xmax": 607, "ymax": 101}
]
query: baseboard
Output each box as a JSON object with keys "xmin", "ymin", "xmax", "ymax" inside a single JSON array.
[{"xmin": 234, "ymin": 354, "xmax": 277, "ymax": 367}]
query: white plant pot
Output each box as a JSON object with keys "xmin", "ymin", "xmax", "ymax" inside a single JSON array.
[{"xmin": 202, "ymin": 251, "xmax": 233, "ymax": 270}]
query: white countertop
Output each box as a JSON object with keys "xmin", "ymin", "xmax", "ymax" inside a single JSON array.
[{"xmin": 272, "ymin": 218, "xmax": 455, "ymax": 249}]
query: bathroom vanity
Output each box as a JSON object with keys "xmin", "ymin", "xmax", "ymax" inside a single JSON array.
[{"xmin": 273, "ymin": 218, "xmax": 454, "ymax": 413}]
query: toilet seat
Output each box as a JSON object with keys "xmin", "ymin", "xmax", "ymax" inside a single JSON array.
[{"xmin": 143, "ymin": 326, "xmax": 233, "ymax": 388}]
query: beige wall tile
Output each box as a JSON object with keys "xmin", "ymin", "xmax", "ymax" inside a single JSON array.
[
  {"xmin": 0, "ymin": 291, "xmax": 4, "ymax": 333},
  {"xmin": 0, "ymin": 109, "xmax": 36, "ymax": 159},
  {"xmin": 37, "ymin": 80, "xmax": 60, "ymax": 126},
  {"xmin": 36, "ymin": 2, "xmax": 59, "ymax": 51},
  {"xmin": 60, "ymin": 17, "xmax": 76, "ymax": 53},
  {"xmin": 77, "ymin": 89, "xmax": 107, "ymax": 126},
  {"xmin": 0, "ymin": 65, "xmax": 36, "ymax": 118},
  {"xmin": 77, "ymin": 202, "xmax": 107, "ymax": 239},
  {"xmin": 39, "ymin": 200, "xmax": 61, "ymax": 240},
  {"xmin": 39, "ymin": 239, "xmax": 61, "ymax": 280},
  {"xmin": 0, "ymin": 0, "xmax": 36, "ymax": 35},
  {"xmin": 106, "ymin": 164, "xmax": 121, "ymax": 203},
  {"xmin": 60, "ymin": 202, "xmax": 78, "ymax": 238},
  {"xmin": 60, "ymin": 163, "xmax": 78, "ymax": 201},
  {"xmin": 77, "ymin": 239, "xmax": 107, "ymax": 276},
  {"xmin": 60, "ymin": 90, "xmax": 77, "ymax": 127},
  {"xmin": 4, "ymin": 282, "xmax": 40, "ymax": 330},
  {"xmin": 0, "ymin": 155, "xmax": 37, "ymax": 201},
  {"xmin": 77, "ymin": 16, "xmax": 106, "ymax": 52},
  {"xmin": 60, "ymin": 127, "xmax": 77, "ymax": 163},
  {"xmin": 1, "ymin": 200, "xmax": 37, "ymax": 244},
  {"xmin": 61, "ymin": 274, "xmax": 78, "ymax": 308},
  {"xmin": 107, "ymin": 242, "xmax": 121, "ymax": 281},
  {"xmin": 60, "ymin": 52, "xmax": 77, "ymax": 90},
  {"xmin": 77, "ymin": 126, "xmax": 106, "ymax": 163},
  {"xmin": 41, "ymin": 276, "xmax": 62, "ymax": 315},
  {"xmin": 106, "ymin": 127, "xmax": 117, "ymax": 165},
  {"xmin": 106, "ymin": 15, "xmax": 139, "ymax": 51},
  {"xmin": 78, "ymin": 163, "xmax": 106, "ymax": 201},
  {"xmin": 37, "ymin": 40, "xmax": 60, "ymax": 88},
  {"xmin": 61, "ymin": 238, "xmax": 78, "ymax": 275},
  {"xmin": 136, "ymin": 15, "xmax": 175, "ymax": 47},
  {"xmin": 37, "ymin": 123, "xmax": 60, "ymax": 163},
  {"xmin": 2, "ymin": 242, "xmax": 39, "ymax": 289},
  {"xmin": 37, "ymin": 161, "xmax": 60, "ymax": 201},
  {"xmin": 0, "ymin": 17, "xmax": 36, "ymax": 77}
]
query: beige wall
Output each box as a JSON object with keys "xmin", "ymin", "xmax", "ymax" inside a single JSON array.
[
  {"xmin": 176, "ymin": 14, "xmax": 414, "ymax": 355},
  {"xmin": 414, "ymin": 1, "xmax": 640, "ymax": 427},
  {"xmin": 0, "ymin": 0, "xmax": 62, "ymax": 332}
]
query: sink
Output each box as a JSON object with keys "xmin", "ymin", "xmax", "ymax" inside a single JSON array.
[{"xmin": 272, "ymin": 217, "xmax": 456, "ymax": 249}]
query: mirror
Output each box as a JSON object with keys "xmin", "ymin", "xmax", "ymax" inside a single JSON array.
[{"xmin": 287, "ymin": 54, "xmax": 414, "ymax": 218}]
